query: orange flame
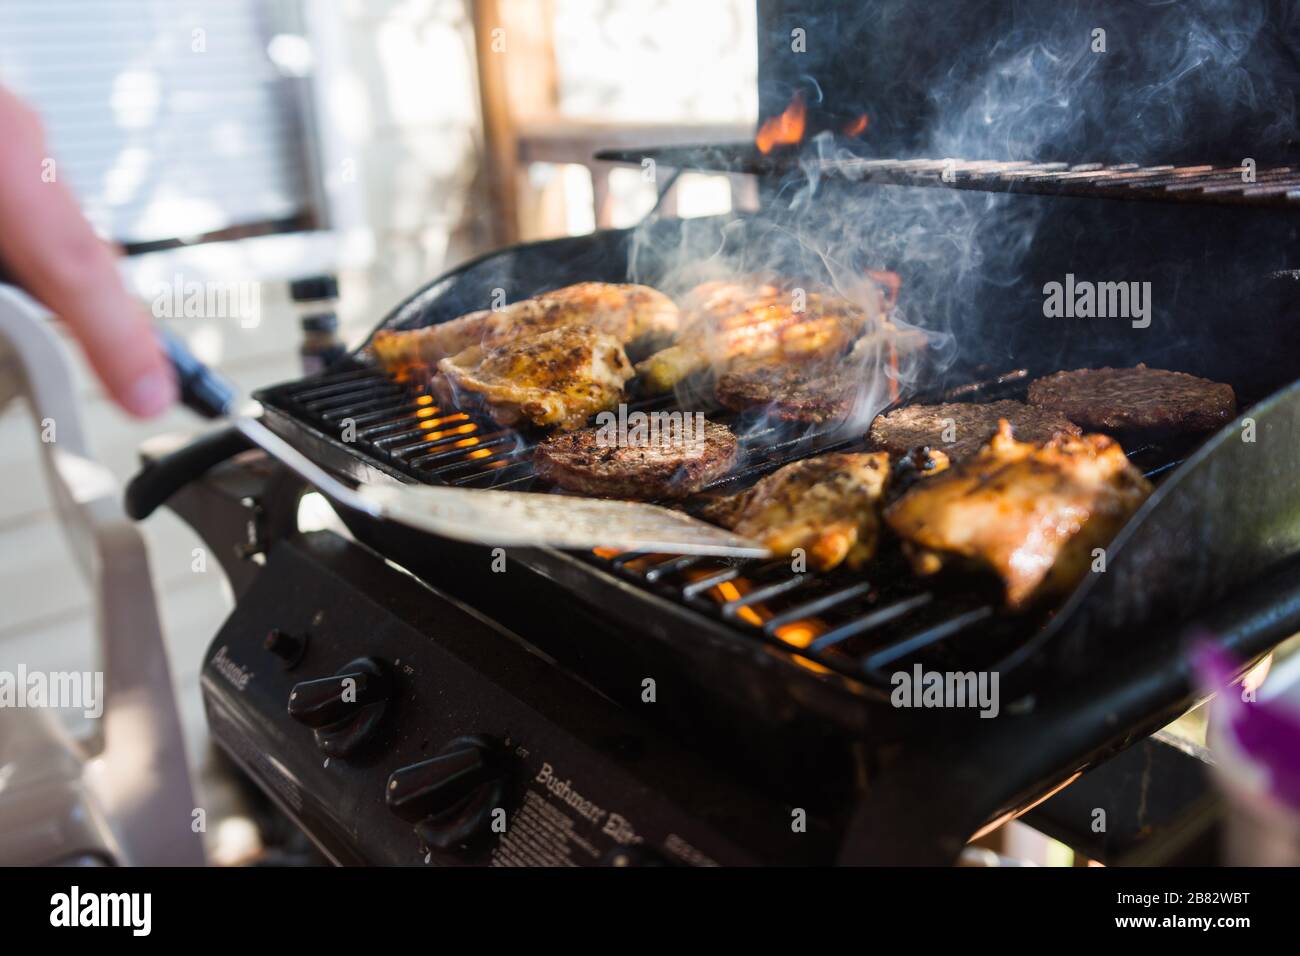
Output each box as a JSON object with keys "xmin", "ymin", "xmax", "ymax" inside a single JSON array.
[
  {"xmin": 866, "ymin": 269, "xmax": 901, "ymax": 313},
  {"xmin": 867, "ymin": 269, "xmax": 904, "ymax": 402},
  {"xmin": 843, "ymin": 113, "xmax": 869, "ymax": 137},
  {"xmin": 755, "ymin": 91, "xmax": 806, "ymax": 154}
]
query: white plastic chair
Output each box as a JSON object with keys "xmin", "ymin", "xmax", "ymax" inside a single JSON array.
[{"xmin": 0, "ymin": 284, "xmax": 204, "ymax": 865}]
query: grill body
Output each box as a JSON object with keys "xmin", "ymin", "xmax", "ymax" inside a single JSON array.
[
  {"xmin": 173, "ymin": 0, "xmax": 1300, "ymax": 866},
  {"xmin": 247, "ymin": 207, "xmax": 1300, "ymax": 793}
]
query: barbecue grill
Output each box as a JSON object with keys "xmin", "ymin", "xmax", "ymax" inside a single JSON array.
[{"xmin": 132, "ymin": 0, "xmax": 1300, "ymax": 865}]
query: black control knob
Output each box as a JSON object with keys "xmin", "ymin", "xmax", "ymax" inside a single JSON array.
[
  {"xmin": 288, "ymin": 657, "xmax": 391, "ymax": 757},
  {"xmin": 264, "ymin": 628, "xmax": 306, "ymax": 668},
  {"xmin": 386, "ymin": 735, "xmax": 512, "ymax": 850}
]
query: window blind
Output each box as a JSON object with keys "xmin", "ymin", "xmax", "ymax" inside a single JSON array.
[{"xmin": 0, "ymin": 0, "xmax": 318, "ymax": 247}]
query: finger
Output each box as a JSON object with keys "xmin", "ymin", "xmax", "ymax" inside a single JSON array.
[{"xmin": 0, "ymin": 87, "xmax": 176, "ymax": 417}]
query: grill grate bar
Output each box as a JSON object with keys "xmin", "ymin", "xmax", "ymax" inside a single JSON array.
[
  {"xmin": 385, "ymin": 419, "xmax": 478, "ymax": 458},
  {"xmin": 762, "ymin": 581, "xmax": 874, "ymax": 634},
  {"xmin": 643, "ymin": 555, "xmax": 704, "ymax": 581},
  {"xmin": 451, "ymin": 452, "xmax": 536, "ymax": 484},
  {"xmin": 682, "ymin": 567, "xmax": 746, "ymax": 598},
  {"xmin": 365, "ymin": 411, "xmax": 468, "ymax": 441},
  {"xmin": 721, "ymin": 575, "xmax": 807, "ymax": 616},
  {"xmin": 319, "ymin": 393, "xmax": 409, "ymax": 421},
  {"xmin": 303, "ymin": 380, "xmax": 402, "ymax": 407},
  {"xmin": 862, "ymin": 605, "xmax": 995, "ymax": 673},
  {"xmin": 594, "ymin": 146, "xmax": 1300, "ymax": 208},
  {"xmin": 418, "ymin": 439, "xmax": 525, "ymax": 473},
  {"xmin": 348, "ymin": 402, "xmax": 443, "ymax": 430},
  {"xmin": 809, "ymin": 593, "xmax": 934, "ymax": 651},
  {"xmin": 408, "ymin": 433, "xmax": 515, "ymax": 468},
  {"xmin": 455, "ymin": 461, "xmax": 537, "ymax": 487},
  {"xmin": 838, "ymin": 159, "xmax": 1300, "ymax": 206},
  {"xmin": 1141, "ymin": 459, "xmax": 1185, "ymax": 481},
  {"xmin": 609, "ymin": 550, "xmax": 653, "ymax": 568},
  {"xmin": 290, "ymin": 370, "xmax": 391, "ymax": 401}
]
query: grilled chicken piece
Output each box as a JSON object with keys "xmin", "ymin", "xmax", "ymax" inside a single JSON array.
[
  {"xmin": 371, "ymin": 282, "xmax": 679, "ymax": 373},
  {"xmin": 636, "ymin": 276, "xmax": 881, "ymax": 393},
  {"xmin": 884, "ymin": 421, "xmax": 1152, "ymax": 609},
  {"xmin": 433, "ymin": 325, "xmax": 634, "ymax": 431},
  {"xmin": 710, "ymin": 452, "xmax": 892, "ymax": 571}
]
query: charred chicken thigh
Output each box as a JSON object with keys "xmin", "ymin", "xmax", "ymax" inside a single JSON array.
[
  {"xmin": 884, "ymin": 421, "xmax": 1152, "ymax": 609},
  {"xmin": 433, "ymin": 325, "xmax": 634, "ymax": 431},
  {"xmin": 712, "ymin": 452, "xmax": 893, "ymax": 572},
  {"xmin": 372, "ymin": 282, "xmax": 679, "ymax": 373}
]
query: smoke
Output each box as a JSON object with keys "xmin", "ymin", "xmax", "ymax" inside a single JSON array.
[{"xmin": 625, "ymin": 0, "xmax": 1298, "ymax": 435}]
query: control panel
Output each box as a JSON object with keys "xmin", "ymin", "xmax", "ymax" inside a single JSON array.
[{"xmin": 201, "ymin": 533, "xmax": 810, "ymax": 865}]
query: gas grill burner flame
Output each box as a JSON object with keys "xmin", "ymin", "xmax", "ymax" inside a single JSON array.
[{"xmin": 755, "ymin": 91, "xmax": 806, "ymax": 154}]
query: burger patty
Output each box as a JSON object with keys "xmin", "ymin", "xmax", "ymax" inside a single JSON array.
[
  {"xmin": 534, "ymin": 418, "xmax": 738, "ymax": 499},
  {"xmin": 714, "ymin": 361, "xmax": 857, "ymax": 424},
  {"xmin": 867, "ymin": 400, "xmax": 1080, "ymax": 462},
  {"xmin": 1027, "ymin": 364, "xmax": 1237, "ymax": 434}
]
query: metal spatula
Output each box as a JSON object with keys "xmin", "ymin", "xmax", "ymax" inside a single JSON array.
[
  {"xmin": 162, "ymin": 330, "xmax": 771, "ymax": 558},
  {"xmin": 237, "ymin": 415, "xmax": 768, "ymax": 556}
]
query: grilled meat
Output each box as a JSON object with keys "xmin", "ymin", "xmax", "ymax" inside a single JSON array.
[
  {"xmin": 705, "ymin": 452, "xmax": 892, "ymax": 571},
  {"xmin": 371, "ymin": 282, "xmax": 679, "ymax": 373},
  {"xmin": 868, "ymin": 400, "xmax": 1080, "ymax": 462},
  {"xmin": 713, "ymin": 320, "xmax": 927, "ymax": 423},
  {"xmin": 433, "ymin": 325, "xmax": 634, "ymax": 431},
  {"xmin": 1027, "ymin": 364, "xmax": 1237, "ymax": 434},
  {"xmin": 534, "ymin": 418, "xmax": 737, "ymax": 499},
  {"xmin": 884, "ymin": 421, "xmax": 1152, "ymax": 609},
  {"xmin": 715, "ymin": 358, "xmax": 859, "ymax": 423},
  {"xmin": 635, "ymin": 276, "xmax": 880, "ymax": 393}
]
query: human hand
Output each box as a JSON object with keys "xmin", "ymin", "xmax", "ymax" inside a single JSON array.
[{"xmin": 0, "ymin": 85, "xmax": 175, "ymax": 417}]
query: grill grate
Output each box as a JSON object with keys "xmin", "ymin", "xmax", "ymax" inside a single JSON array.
[
  {"xmin": 595, "ymin": 146, "xmax": 1300, "ymax": 209},
  {"xmin": 258, "ymin": 362, "xmax": 1197, "ymax": 691}
]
